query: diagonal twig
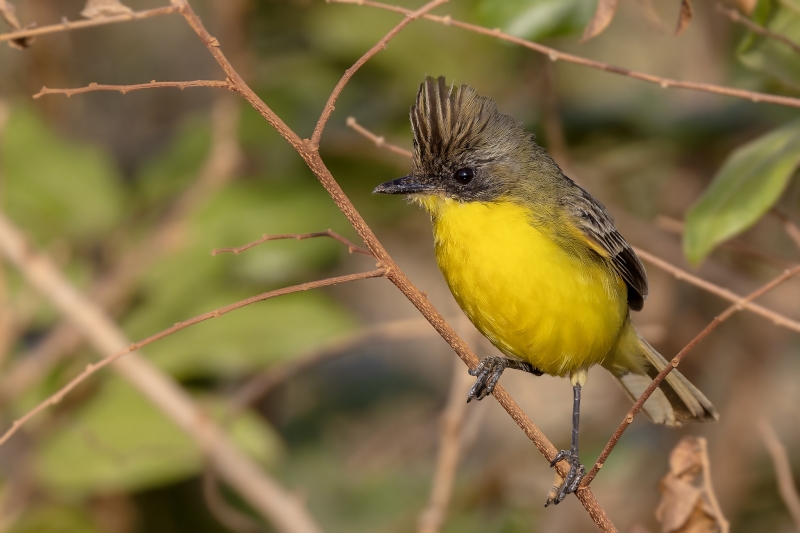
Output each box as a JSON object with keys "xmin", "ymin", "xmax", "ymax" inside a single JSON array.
[
  {"xmin": 212, "ymin": 229, "xmax": 372, "ymax": 257},
  {"xmin": 583, "ymin": 264, "xmax": 800, "ymax": 486},
  {"xmin": 310, "ymin": 0, "xmax": 449, "ymax": 148},
  {"xmin": 346, "ymin": 117, "xmax": 412, "ymax": 158},
  {"xmin": 634, "ymin": 247, "xmax": 800, "ymax": 334},
  {"xmin": 332, "ymin": 0, "xmax": 800, "ymax": 109},
  {"xmin": 716, "ymin": 3, "xmax": 800, "ymax": 56},
  {"xmin": 0, "ymin": 264, "xmax": 385, "ymax": 449}
]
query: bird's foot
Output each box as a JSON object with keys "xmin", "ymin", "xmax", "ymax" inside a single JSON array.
[
  {"xmin": 545, "ymin": 450, "xmax": 585, "ymax": 506},
  {"xmin": 467, "ymin": 356, "xmax": 508, "ymax": 402}
]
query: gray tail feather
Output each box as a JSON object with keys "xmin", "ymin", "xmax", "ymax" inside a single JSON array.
[{"xmin": 609, "ymin": 335, "xmax": 718, "ymax": 427}]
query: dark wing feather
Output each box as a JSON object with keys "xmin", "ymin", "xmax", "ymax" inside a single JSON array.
[{"xmin": 564, "ymin": 186, "xmax": 648, "ymax": 311}]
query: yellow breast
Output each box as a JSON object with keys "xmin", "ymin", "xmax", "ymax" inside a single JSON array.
[{"xmin": 425, "ymin": 196, "xmax": 628, "ymax": 376}]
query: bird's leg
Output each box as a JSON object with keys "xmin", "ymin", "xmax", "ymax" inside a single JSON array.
[
  {"xmin": 546, "ymin": 370, "xmax": 587, "ymax": 506},
  {"xmin": 466, "ymin": 356, "xmax": 543, "ymax": 402}
]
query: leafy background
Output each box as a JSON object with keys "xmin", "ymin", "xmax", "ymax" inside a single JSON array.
[{"xmin": 0, "ymin": 0, "xmax": 799, "ymax": 532}]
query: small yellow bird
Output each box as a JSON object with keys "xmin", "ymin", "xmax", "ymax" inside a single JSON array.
[{"xmin": 374, "ymin": 77, "xmax": 717, "ymax": 504}]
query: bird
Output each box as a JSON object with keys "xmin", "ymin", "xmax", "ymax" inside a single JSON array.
[{"xmin": 373, "ymin": 76, "xmax": 718, "ymax": 505}]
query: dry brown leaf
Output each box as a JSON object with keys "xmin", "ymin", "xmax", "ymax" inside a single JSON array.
[
  {"xmin": 655, "ymin": 437, "xmax": 726, "ymax": 533},
  {"xmin": 656, "ymin": 476, "xmax": 704, "ymax": 531},
  {"xmin": 675, "ymin": 0, "xmax": 693, "ymax": 35},
  {"xmin": 581, "ymin": 0, "xmax": 620, "ymax": 42},
  {"xmin": 80, "ymin": 0, "xmax": 133, "ymax": 19}
]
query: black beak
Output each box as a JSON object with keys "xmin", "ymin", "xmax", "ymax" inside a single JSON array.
[{"xmin": 373, "ymin": 175, "xmax": 436, "ymax": 195}]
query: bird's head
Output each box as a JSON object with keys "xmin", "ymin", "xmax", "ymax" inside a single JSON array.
[{"xmin": 374, "ymin": 76, "xmax": 550, "ymax": 213}]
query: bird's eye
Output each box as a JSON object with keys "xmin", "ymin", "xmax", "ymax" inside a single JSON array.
[{"xmin": 454, "ymin": 168, "xmax": 473, "ymax": 184}]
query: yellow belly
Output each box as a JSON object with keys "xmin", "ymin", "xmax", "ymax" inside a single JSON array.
[{"xmin": 428, "ymin": 197, "xmax": 628, "ymax": 376}]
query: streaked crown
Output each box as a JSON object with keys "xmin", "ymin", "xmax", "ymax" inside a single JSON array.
[{"xmin": 410, "ymin": 76, "xmax": 530, "ymax": 176}]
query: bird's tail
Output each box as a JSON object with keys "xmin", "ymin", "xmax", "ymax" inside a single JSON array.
[{"xmin": 604, "ymin": 330, "xmax": 718, "ymax": 427}]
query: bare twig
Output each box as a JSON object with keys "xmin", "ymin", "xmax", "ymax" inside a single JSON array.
[
  {"xmin": 0, "ymin": 264, "xmax": 384, "ymax": 449},
  {"xmin": 418, "ymin": 346, "xmax": 474, "ymax": 533},
  {"xmin": 212, "ymin": 229, "xmax": 372, "ymax": 257},
  {"xmin": 346, "ymin": 117, "xmax": 413, "ymax": 158},
  {"xmin": 333, "ymin": 0, "xmax": 800, "ymax": 109},
  {"xmin": 33, "ymin": 80, "xmax": 232, "ymax": 99},
  {"xmin": 0, "ymin": 6, "xmax": 178, "ymax": 43},
  {"xmin": 759, "ymin": 420, "xmax": 800, "ymax": 529},
  {"xmin": 310, "ymin": 0, "xmax": 449, "ymax": 148},
  {"xmin": 634, "ymin": 247, "xmax": 800, "ymax": 334},
  {"xmin": 583, "ymin": 264, "xmax": 800, "ymax": 486},
  {"xmin": 0, "ymin": 211, "xmax": 329, "ymax": 533},
  {"xmin": 717, "ymin": 3, "xmax": 800, "ymax": 55}
]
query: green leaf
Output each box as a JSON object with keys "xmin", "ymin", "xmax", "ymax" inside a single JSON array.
[
  {"xmin": 473, "ymin": 0, "xmax": 594, "ymax": 41},
  {"xmin": 2, "ymin": 108, "xmax": 124, "ymax": 243},
  {"xmin": 684, "ymin": 119, "xmax": 800, "ymax": 264},
  {"xmin": 34, "ymin": 378, "xmax": 281, "ymax": 494},
  {"xmin": 737, "ymin": 0, "xmax": 800, "ymax": 88}
]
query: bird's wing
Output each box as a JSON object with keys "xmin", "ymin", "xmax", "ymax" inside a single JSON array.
[{"xmin": 563, "ymin": 186, "xmax": 648, "ymax": 311}]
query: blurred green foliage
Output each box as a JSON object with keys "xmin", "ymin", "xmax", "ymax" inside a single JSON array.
[{"xmin": 685, "ymin": 118, "xmax": 800, "ymax": 264}]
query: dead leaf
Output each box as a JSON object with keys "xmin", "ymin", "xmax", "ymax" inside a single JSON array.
[
  {"xmin": 656, "ymin": 476, "xmax": 703, "ymax": 531},
  {"xmin": 80, "ymin": 0, "xmax": 133, "ymax": 19},
  {"xmin": 675, "ymin": 0, "xmax": 693, "ymax": 36},
  {"xmin": 655, "ymin": 437, "xmax": 727, "ymax": 533},
  {"xmin": 669, "ymin": 435, "xmax": 703, "ymax": 478},
  {"xmin": 0, "ymin": 0, "xmax": 34, "ymax": 49},
  {"xmin": 581, "ymin": 0, "xmax": 620, "ymax": 42}
]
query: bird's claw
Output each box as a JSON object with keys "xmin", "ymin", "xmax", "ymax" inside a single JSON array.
[
  {"xmin": 545, "ymin": 450, "xmax": 585, "ymax": 506},
  {"xmin": 466, "ymin": 357, "xmax": 507, "ymax": 402}
]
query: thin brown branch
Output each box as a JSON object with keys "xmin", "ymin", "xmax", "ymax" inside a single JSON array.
[
  {"xmin": 0, "ymin": 266, "xmax": 384, "ymax": 449},
  {"xmin": 759, "ymin": 420, "xmax": 800, "ymax": 529},
  {"xmin": 212, "ymin": 229, "xmax": 372, "ymax": 257},
  {"xmin": 33, "ymin": 80, "xmax": 232, "ymax": 99},
  {"xmin": 0, "ymin": 211, "xmax": 331, "ymax": 533},
  {"xmin": 346, "ymin": 117, "xmax": 413, "ymax": 158},
  {"xmin": 717, "ymin": 3, "xmax": 800, "ymax": 55},
  {"xmin": 634, "ymin": 247, "xmax": 800, "ymax": 334},
  {"xmin": 583, "ymin": 264, "xmax": 800, "ymax": 486},
  {"xmin": 333, "ymin": 0, "xmax": 800, "ymax": 109},
  {"xmin": 418, "ymin": 340, "xmax": 474, "ymax": 533},
  {"xmin": 309, "ymin": 0, "xmax": 449, "ymax": 148},
  {"xmin": 0, "ymin": 5, "xmax": 178, "ymax": 43}
]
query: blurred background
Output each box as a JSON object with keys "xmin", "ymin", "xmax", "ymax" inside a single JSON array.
[{"xmin": 0, "ymin": 0, "xmax": 799, "ymax": 531}]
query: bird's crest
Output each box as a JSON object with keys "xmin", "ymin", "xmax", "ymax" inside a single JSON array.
[{"xmin": 410, "ymin": 77, "xmax": 498, "ymax": 167}]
